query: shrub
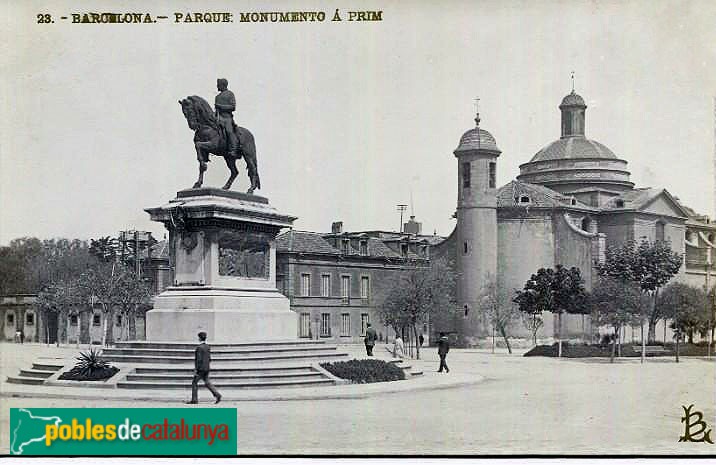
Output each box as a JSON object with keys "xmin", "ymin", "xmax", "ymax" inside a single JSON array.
[
  {"xmin": 321, "ymin": 359, "xmax": 405, "ymax": 383},
  {"xmin": 59, "ymin": 348, "xmax": 119, "ymax": 381}
]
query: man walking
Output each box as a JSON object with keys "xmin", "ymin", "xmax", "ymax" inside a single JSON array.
[
  {"xmin": 186, "ymin": 331, "xmax": 222, "ymax": 404},
  {"xmin": 437, "ymin": 332, "xmax": 450, "ymax": 373},
  {"xmin": 364, "ymin": 323, "xmax": 377, "ymax": 356}
]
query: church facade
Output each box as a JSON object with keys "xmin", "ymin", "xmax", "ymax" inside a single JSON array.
[{"xmin": 441, "ymin": 88, "xmax": 716, "ymax": 340}]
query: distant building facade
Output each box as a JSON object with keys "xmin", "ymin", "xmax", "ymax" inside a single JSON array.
[{"xmin": 274, "ymin": 224, "xmax": 443, "ymax": 343}]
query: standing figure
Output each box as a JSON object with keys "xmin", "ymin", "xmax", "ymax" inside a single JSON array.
[
  {"xmin": 215, "ymin": 78, "xmax": 240, "ymax": 158},
  {"xmin": 186, "ymin": 331, "xmax": 222, "ymax": 404},
  {"xmin": 364, "ymin": 323, "xmax": 378, "ymax": 356},
  {"xmin": 393, "ymin": 333, "xmax": 405, "ymax": 359},
  {"xmin": 437, "ymin": 332, "xmax": 450, "ymax": 373}
]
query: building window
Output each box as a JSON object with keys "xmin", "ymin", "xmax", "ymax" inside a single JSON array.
[
  {"xmin": 615, "ymin": 199, "xmax": 625, "ymax": 208},
  {"xmin": 342, "ymin": 239, "xmax": 350, "ymax": 255},
  {"xmin": 299, "ymin": 313, "xmax": 311, "ymax": 338},
  {"xmin": 116, "ymin": 314, "xmax": 122, "ymax": 327},
  {"xmin": 300, "ymin": 273, "xmax": 311, "ymax": 297},
  {"xmin": 462, "ymin": 162, "xmax": 471, "ymax": 188},
  {"xmin": 320, "ymin": 313, "xmax": 331, "ymax": 337},
  {"xmin": 359, "ymin": 240, "xmax": 368, "ymax": 256},
  {"xmin": 421, "ymin": 245, "xmax": 430, "ymax": 258},
  {"xmin": 276, "ymin": 276, "xmax": 286, "ymax": 295},
  {"xmin": 656, "ymin": 222, "xmax": 665, "ymax": 242},
  {"xmin": 401, "ymin": 243, "xmax": 408, "ymax": 256},
  {"xmin": 341, "ymin": 276, "xmax": 350, "ymax": 303},
  {"xmin": 341, "ymin": 313, "xmax": 350, "ymax": 336},
  {"xmin": 361, "ymin": 313, "xmax": 370, "ymax": 337},
  {"xmin": 519, "ymin": 195, "xmax": 530, "ymax": 203},
  {"xmin": 463, "ymin": 241, "xmax": 469, "ymax": 255},
  {"xmin": 360, "ymin": 276, "xmax": 370, "ymax": 299},
  {"xmin": 93, "ymin": 313, "xmax": 101, "ymax": 326},
  {"xmin": 26, "ymin": 313, "xmax": 34, "ymax": 326},
  {"xmin": 70, "ymin": 314, "xmax": 78, "ymax": 326},
  {"xmin": 489, "ymin": 162, "xmax": 496, "ymax": 188},
  {"xmin": 6, "ymin": 313, "xmax": 14, "ymax": 326},
  {"xmin": 321, "ymin": 274, "xmax": 331, "ymax": 297}
]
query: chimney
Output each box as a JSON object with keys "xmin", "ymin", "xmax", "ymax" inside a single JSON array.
[{"xmin": 331, "ymin": 221, "xmax": 343, "ymax": 234}]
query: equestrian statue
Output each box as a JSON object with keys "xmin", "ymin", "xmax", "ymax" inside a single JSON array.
[{"xmin": 179, "ymin": 78, "xmax": 260, "ymax": 193}]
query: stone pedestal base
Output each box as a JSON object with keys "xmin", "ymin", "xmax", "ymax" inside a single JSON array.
[{"xmin": 146, "ymin": 287, "xmax": 297, "ymax": 343}]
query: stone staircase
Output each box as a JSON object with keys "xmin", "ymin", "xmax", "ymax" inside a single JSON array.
[
  {"xmin": 6, "ymin": 341, "xmax": 423, "ymax": 390},
  {"xmin": 6, "ymin": 340, "xmax": 353, "ymax": 389},
  {"xmin": 6, "ymin": 360, "xmax": 65, "ymax": 386}
]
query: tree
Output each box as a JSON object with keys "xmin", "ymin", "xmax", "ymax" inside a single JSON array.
[
  {"xmin": 589, "ymin": 277, "xmax": 648, "ymax": 362},
  {"xmin": 80, "ymin": 263, "xmax": 124, "ymax": 347},
  {"xmin": 378, "ymin": 258, "xmax": 456, "ymax": 359},
  {"xmin": 478, "ymin": 278, "xmax": 520, "ymax": 354},
  {"xmin": 521, "ymin": 312, "xmax": 544, "ymax": 347},
  {"xmin": 597, "ymin": 239, "xmax": 682, "ymax": 343},
  {"xmin": 513, "ymin": 265, "xmax": 588, "ymax": 357},
  {"xmin": 35, "ymin": 278, "xmax": 83, "ymax": 346},
  {"xmin": 114, "ymin": 269, "xmax": 152, "ymax": 340},
  {"xmin": 659, "ymin": 283, "xmax": 708, "ymax": 362}
]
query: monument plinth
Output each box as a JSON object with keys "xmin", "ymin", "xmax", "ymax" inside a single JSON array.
[{"xmin": 144, "ymin": 188, "xmax": 297, "ymax": 342}]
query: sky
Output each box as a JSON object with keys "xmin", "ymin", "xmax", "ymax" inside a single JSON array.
[{"xmin": 2, "ymin": 0, "xmax": 715, "ymax": 245}]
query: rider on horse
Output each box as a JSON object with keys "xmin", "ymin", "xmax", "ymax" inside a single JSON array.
[{"xmin": 215, "ymin": 78, "xmax": 240, "ymax": 158}]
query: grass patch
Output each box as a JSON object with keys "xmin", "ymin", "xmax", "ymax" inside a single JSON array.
[{"xmin": 321, "ymin": 359, "xmax": 405, "ymax": 383}]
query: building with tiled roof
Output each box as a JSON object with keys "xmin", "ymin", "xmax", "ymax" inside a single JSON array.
[{"xmin": 274, "ymin": 223, "xmax": 443, "ymax": 343}]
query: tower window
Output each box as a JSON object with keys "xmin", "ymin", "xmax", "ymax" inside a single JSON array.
[
  {"xmin": 581, "ymin": 217, "xmax": 591, "ymax": 232},
  {"xmin": 489, "ymin": 162, "xmax": 496, "ymax": 188},
  {"xmin": 519, "ymin": 195, "xmax": 530, "ymax": 203},
  {"xmin": 462, "ymin": 162, "xmax": 471, "ymax": 188}
]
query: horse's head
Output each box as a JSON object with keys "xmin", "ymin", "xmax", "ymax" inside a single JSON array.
[{"xmin": 179, "ymin": 98, "xmax": 200, "ymax": 130}]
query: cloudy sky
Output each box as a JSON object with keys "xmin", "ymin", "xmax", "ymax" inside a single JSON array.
[{"xmin": 2, "ymin": 0, "xmax": 715, "ymax": 244}]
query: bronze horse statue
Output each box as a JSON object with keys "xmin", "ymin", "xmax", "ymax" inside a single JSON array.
[{"xmin": 179, "ymin": 95, "xmax": 261, "ymax": 193}]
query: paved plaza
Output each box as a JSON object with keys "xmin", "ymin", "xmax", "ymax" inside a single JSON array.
[{"xmin": 1, "ymin": 342, "xmax": 714, "ymax": 455}]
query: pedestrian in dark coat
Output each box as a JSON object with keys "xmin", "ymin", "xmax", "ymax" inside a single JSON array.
[
  {"xmin": 437, "ymin": 332, "xmax": 450, "ymax": 373},
  {"xmin": 364, "ymin": 323, "xmax": 378, "ymax": 356},
  {"xmin": 186, "ymin": 331, "xmax": 221, "ymax": 404}
]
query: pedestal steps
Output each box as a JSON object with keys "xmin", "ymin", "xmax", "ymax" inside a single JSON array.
[
  {"xmin": 6, "ymin": 361, "xmax": 64, "ymax": 385},
  {"xmin": 6, "ymin": 341, "xmax": 351, "ymax": 389}
]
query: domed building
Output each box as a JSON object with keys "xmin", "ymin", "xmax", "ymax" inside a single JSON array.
[{"xmin": 436, "ymin": 88, "xmax": 716, "ymax": 342}]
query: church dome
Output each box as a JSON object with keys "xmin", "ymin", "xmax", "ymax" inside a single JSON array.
[
  {"xmin": 455, "ymin": 127, "xmax": 500, "ymax": 153},
  {"xmin": 529, "ymin": 137, "xmax": 617, "ymax": 162},
  {"xmin": 560, "ymin": 91, "xmax": 586, "ymax": 108},
  {"xmin": 517, "ymin": 88, "xmax": 633, "ymax": 194}
]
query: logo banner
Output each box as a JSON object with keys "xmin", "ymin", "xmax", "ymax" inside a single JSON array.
[{"xmin": 10, "ymin": 408, "xmax": 237, "ymax": 455}]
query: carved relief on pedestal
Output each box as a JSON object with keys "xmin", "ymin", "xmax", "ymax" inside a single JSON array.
[{"xmin": 217, "ymin": 229, "xmax": 272, "ymax": 279}]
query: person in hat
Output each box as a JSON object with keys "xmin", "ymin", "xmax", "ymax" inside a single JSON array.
[
  {"xmin": 437, "ymin": 332, "xmax": 450, "ymax": 373},
  {"xmin": 364, "ymin": 323, "xmax": 378, "ymax": 356},
  {"xmin": 186, "ymin": 331, "xmax": 222, "ymax": 404}
]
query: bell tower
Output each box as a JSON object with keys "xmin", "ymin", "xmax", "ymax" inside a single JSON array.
[{"xmin": 453, "ymin": 102, "xmax": 501, "ymax": 320}]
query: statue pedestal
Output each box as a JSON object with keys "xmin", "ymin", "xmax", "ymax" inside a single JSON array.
[{"xmin": 144, "ymin": 188, "xmax": 297, "ymax": 342}]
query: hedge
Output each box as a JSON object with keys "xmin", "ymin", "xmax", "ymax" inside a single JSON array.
[{"xmin": 320, "ymin": 359, "xmax": 405, "ymax": 383}]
